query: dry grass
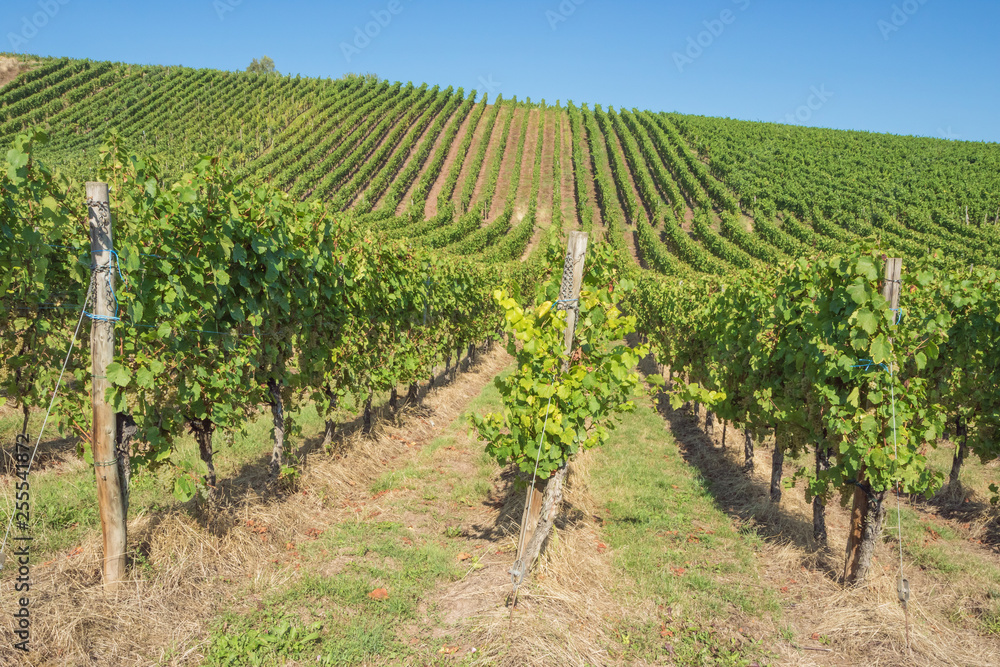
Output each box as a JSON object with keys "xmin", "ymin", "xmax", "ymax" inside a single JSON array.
[
  {"xmin": 0, "ymin": 346, "xmax": 512, "ymax": 666},
  {"xmin": 6, "ymin": 346, "xmax": 1000, "ymax": 665},
  {"xmin": 681, "ymin": 404, "xmax": 1000, "ymax": 667},
  {"xmin": 0, "ymin": 57, "xmax": 31, "ymax": 89},
  {"xmin": 441, "ymin": 450, "xmax": 638, "ymax": 667}
]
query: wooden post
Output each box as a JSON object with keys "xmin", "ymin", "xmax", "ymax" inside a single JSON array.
[
  {"xmin": 844, "ymin": 257, "xmax": 901, "ymax": 584},
  {"xmin": 87, "ymin": 181, "xmax": 127, "ymax": 590},
  {"xmin": 515, "ymin": 479, "xmax": 545, "ymax": 566},
  {"xmin": 515, "ymin": 231, "xmax": 588, "ymax": 569}
]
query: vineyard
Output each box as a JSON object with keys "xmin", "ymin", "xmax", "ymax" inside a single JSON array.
[{"xmin": 2, "ymin": 52, "xmax": 1000, "ymax": 665}]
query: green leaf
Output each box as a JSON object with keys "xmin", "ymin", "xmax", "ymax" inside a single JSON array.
[
  {"xmin": 136, "ymin": 367, "xmax": 154, "ymax": 388},
  {"xmin": 173, "ymin": 476, "xmax": 196, "ymax": 502},
  {"xmin": 846, "ymin": 387, "xmax": 860, "ymax": 408},
  {"xmin": 846, "ymin": 281, "xmax": 869, "ymax": 305},
  {"xmin": 129, "ymin": 300, "xmax": 144, "ymax": 323},
  {"xmin": 870, "ymin": 335, "xmax": 892, "ymax": 365},
  {"xmin": 6, "ymin": 148, "xmax": 29, "ymax": 171},
  {"xmin": 855, "ymin": 256, "xmax": 878, "ymax": 281},
  {"xmin": 860, "ymin": 414, "xmax": 878, "ymax": 433},
  {"xmin": 105, "ymin": 362, "xmax": 132, "ymax": 387},
  {"xmin": 854, "ymin": 308, "xmax": 877, "ymax": 335}
]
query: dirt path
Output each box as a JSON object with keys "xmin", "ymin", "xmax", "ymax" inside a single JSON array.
[
  {"xmin": 606, "ymin": 118, "xmax": 652, "ymax": 222},
  {"xmin": 578, "ymin": 117, "xmax": 603, "ymax": 229},
  {"xmin": 424, "ymin": 101, "xmax": 484, "ymax": 219},
  {"xmin": 436, "ymin": 102, "xmax": 494, "ymax": 218},
  {"xmin": 365, "ymin": 99, "xmax": 452, "ymax": 212},
  {"xmin": 518, "ymin": 226, "xmax": 545, "ymax": 263},
  {"xmin": 558, "ymin": 111, "xmax": 578, "ymax": 230},
  {"xmin": 671, "ymin": 168, "xmax": 705, "ymax": 230},
  {"xmin": 682, "ymin": 205, "xmax": 695, "ymax": 231},
  {"xmin": 394, "ymin": 105, "xmax": 454, "ymax": 215},
  {"xmin": 624, "ymin": 225, "xmax": 643, "ymax": 266},
  {"xmin": 628, "ymin": 118, "xmax": 699, "ymax": 228},
  {"xmin": 598, "ymin": 114, "xmax": 645, "ymax": 264},
  {"xmin": 467, "ymin": 106, "xmax": 510, "ymax": 220},
  {"xmin": 296, "ymin": 96, "xmax": 398, "ymax": 201},
  {"xmin": 516, "ymin": 109, "xmax": 557, "ymax": 262},
  {"xmin": 537, "ymin": 109, "xmax": 556, "ymax": 230},
  {"xmin": 340, "ymin": 94, "xmax": 436, "ymax": 208},
  {"xmin": 508, "ymin": 108, "xmax": 540, "ymax": 223},
  {"xmin": 485, "ymin": 109, "xmax": 525, "ymax": 222}
]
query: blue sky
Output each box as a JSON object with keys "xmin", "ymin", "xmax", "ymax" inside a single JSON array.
[{"xmin": 3, "ymin": 0, "xmax": 997, "ymax": 143}]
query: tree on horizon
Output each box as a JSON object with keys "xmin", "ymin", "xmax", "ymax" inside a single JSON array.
[{"xmin": 246, "ymin": 56, "xmax": 276, "ymax": 74}]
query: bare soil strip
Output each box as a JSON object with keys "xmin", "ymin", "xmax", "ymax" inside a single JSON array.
[
  {"xmin": 535, "ymin": 109, "xmax": 556, "ymax": 227},
  {"xmin": 394, "ymin": 115, "xmax": 450, "ymax": 216},
  {"xmin": 294, "ymin": 95, "xmax": 402, "ymax": 200},
  {"xmin": 467, "ymin": 107, "xmax": 511, "ymax": 220},
  {"xmin": 599, "ymin": 122, "xmax": 644, "ymax": 264},
  {"xmin": 578, "ymin": 116, "xmax": 604, "ymax": 228},
  {"xmin": 682, "ymin": 205, "xmax": 695, "ymax": 230},
  {"xmin": 333, "ymin": 93, "xmax": 435, "ymax": 207},
  {"xmin": 518, "ymin": 110, "xmax": 557, "ymax": 261},
  {"xmin": 364, "ymin": 98, "xmax": 451, "ymax": 211},
  {"xmin": 428, "ymin": 101, "xmax": 492, "ymax": 219},
  {"xmin": 348, "ymin": 100, "xmax": 443, "ymax": 211},
  {"xmin": 558, "ymin": 111, "xmax": 578, "ymax": 230},
  {"xmin": 423, "ymin": 100, "xmax": 485, "ymax": 219},
  {"xmin": 484, "ymin": 109, "xmax": 525, "ymax": 222},
  {"xmin": 508, "ymin": 108, "xmax": 540, "ymax": 223},
  {"xmin": 606, "ymin": 119, "xmax": 651, "ymax": 222},
  {"xmin": 0, "ymin": 57, "xmax": 32, "ymax": 89}
]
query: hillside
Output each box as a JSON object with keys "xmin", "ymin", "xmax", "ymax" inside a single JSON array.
[
  {"xmin": 4, "ymin": 54, "xmax": 1000, "ymax": 667},
  {"xmin": 2, "ymin": 55, "xmax": 999, "ymax": 274}
]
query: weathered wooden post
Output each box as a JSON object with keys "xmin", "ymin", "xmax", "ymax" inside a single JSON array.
[{"xmin": 87, "ymin": 181, "xmax": 127, "ymax": 590}]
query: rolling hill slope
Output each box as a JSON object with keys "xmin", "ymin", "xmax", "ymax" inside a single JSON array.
[{"xmin": 2, "ymin": 53, "xmax": 999, "ymax": 272}]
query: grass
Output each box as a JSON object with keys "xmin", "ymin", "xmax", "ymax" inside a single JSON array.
[
  {"xmin": 197, "ymin": 367, "xmax": 510, "ymax": 665},
  {"xmin": 8, "ymin": 353, "xmax": 1000, "ymax": 664},
  {"xmin": 0, "ymin": 397, "xmax": 346, "ymax": 559},
  {"xmin": 4, "ymin": 359, "xmax": 785, "ymax": 664},
  {"xmin": 587, "ymin": 394, "xmax": 780, "ymax": 665},
  {"xmin": 202, "ymin": 521, "xmax": 462, "ymax": 665},
  {"xmin": 925, "ymin": 436, "xmax": 1000, "ymax": 503}
]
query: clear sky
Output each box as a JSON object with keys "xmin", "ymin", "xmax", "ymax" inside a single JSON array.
[{"xmin": 3, "ymin": 0, "xmax": 997, "ymax": 143}]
